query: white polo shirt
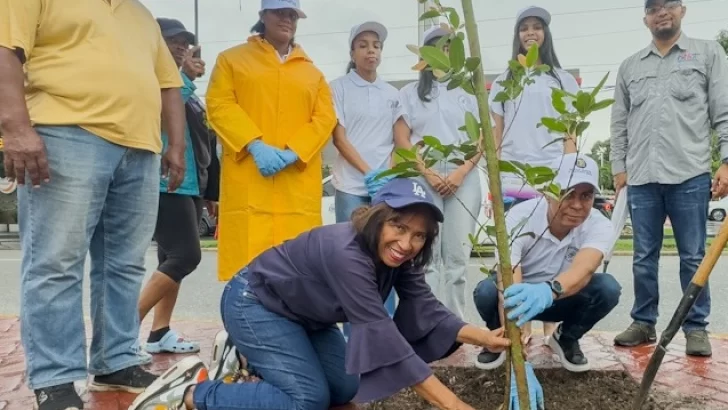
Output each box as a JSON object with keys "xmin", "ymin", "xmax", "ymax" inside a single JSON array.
[
  {"xmin": 330, "ymin": 71, "xmax": 403, "ymax": 196},
  {"xmin": 398, "ymin": 80, "xmax": 480, "ymax": 147},
  {"xmin": 500, "ymin": 198, "xmax": 613, "ymax": 284},
  {"xmin": 489, "ymin": 69, "xmax": 580, "ymax": 198}
]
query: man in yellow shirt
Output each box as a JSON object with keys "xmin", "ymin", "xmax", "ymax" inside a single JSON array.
[{"xmin": 0, "ymin": 1, "xmax": 186, "ymax": 409}]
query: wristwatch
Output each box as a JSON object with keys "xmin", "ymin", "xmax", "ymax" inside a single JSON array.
[{"xmin": 548, "ymin": 280, "xmax": 564, "ymax": 299}]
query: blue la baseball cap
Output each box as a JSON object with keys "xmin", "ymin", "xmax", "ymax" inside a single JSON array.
[{"xmin": 372, "ymin": 178, "xmax": 444, "ymax": 222}]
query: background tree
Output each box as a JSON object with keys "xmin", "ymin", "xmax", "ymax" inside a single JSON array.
[{"xmin": 588, "ymin": 140, "xmax": 614, "ymax": 192}]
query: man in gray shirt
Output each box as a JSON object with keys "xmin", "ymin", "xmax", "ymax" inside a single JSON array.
[{"xmin": 609, "ymin": 0, "xmax": 728, "ymax": 356}]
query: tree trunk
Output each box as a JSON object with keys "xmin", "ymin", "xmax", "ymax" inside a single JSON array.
[{"xmin": 459, "ymin": 0, "xmax": 530, "ymax": 408}]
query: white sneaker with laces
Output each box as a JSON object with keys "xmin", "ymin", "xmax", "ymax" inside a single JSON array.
[
  {"xmin": 209, "ymin": 330, "xmax": 243, "ymax": 382},
  {"xmin": 127, "ymin": 356, "xmax": 208, "ymax": 410}
]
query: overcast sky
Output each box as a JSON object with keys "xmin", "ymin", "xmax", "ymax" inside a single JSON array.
[{"xmin": 141, "ymin": 0, "xmax": 728, "ymax": 153}]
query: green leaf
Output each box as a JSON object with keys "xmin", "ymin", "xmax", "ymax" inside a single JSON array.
[
  {"xmin": 526, "ymin": 43, "xmax": 539, "ymax": 67},
  {"xmin": 546, "ymin": 183, "xmax": 561, "ymax": 197},
  {"xmin": 468, "ymin": 233, "xmax": 478, "ymax": 247},
  {"xmin": 398, "ymin": 171, "xmax": 422, "ymax": 178},
  {"xmin": 575, "ymin": 121, "xmax": 590, "ymax": 137},
  {"xmin": 420, "ymin": 46, "xmax": 450, "ymax": 71},
  {"xmin": 493, "ymin": 92, "xmax": 510, "ymax": 103},
  {"xmin": 499, "ymin": 160, "xmax": 521, "ymax": 175},
  {"xmin": 464, "ymin": 112, "xmax": 480, "ymax": 142},
  {"xmin": 539, "ymin": 117, "xmax": 568, "ymax": 133},
  {"xmin": 480, "ymin": 266, "xmax": 491, "ymax": 274},
  {"xmin": 436, "ymin": 35, "xmax": 450, "ymax": 50},
  {"xmin": 592, "ymin": 99, "xmax": 615, "ymax": 111},
  {"xmin": 551, "ymin": 89, "xmax": 567, "ymax": 114},
  {"xmin": 374, "ymin": 168, "xmax": 403, "ymax": 180},
  {"xmin": 449, "ymin": 36, "xmax": 466, "ymax": 72},
  {"xmin": 535, "ymin": 64, "xmax": 550, "ymax": 73},
  {"xmin": 425, "ymin": 158, "xmax": 438, "ymax": 168},
  {"xmin": 419, "ymin": 9, "xmax": 442, "ymax": 20},
  {"xmin": 508, "ymin": 59, "xmax": 523, "ymax": 72},
  {"xmin": 486, "ymin": 225, "xmax": 496, "ymax": 238},
  {"xmin": 461, "ymin": 79, "xmax": 476, "ymax": 95},
  {"xmin": 449, "ymin": 158, "xmax": 465, "ymax": 166},
  {"xmin": 465, "ymin": 57, "xmax": 481, "ymax": 72},
  {"xmin": 542, "ymin": 136, "xmax": 566, "ymax": 149},
  {"xmin": 525, "ymin": 166, "xmax": 555, "ymax": 180},
  {"xmin": 591, "ymin": 72, "xmax": 610, "ymax": 98},
  {"xmin": 422, "ymin": 135, "xmax": 443, "ymax": 149},
  {"xmin": 574, "ymin": 92, "xmax": 594, "ymax": 115},
  {"xmin": 448, "ymin": 10, "xmax": 460, "ymax": 30},
  {"xmin": 394, "ymin": 147, "xmax": 416, "ymax": 161},
  {"xmin": 447, "ymin": 77, "xmax": 462, "ymax": 90}
]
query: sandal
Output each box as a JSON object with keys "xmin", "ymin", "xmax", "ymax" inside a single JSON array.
[{"xmin": 144, "ymin": 330, "xmax": 200, "ymax": 354}]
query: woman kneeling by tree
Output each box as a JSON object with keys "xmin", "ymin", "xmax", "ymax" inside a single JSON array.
[{"xmin": 129, "ymin": 178, "xmax": 528, "ymax": 410}]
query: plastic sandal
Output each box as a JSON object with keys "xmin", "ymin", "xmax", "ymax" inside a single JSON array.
[{"xmin": 145, "ymin": 330, "xmax": 201, "ymax": 354}]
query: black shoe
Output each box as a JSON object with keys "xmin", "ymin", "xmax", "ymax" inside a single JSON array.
[
  {"xmin": 548, "ymin": 325, "xmax": 590, "ymax": 372},
  {"xmin": 474, "ymin": 348, "xmax": 505, "ymax": 370},
  {"xmin": 34, "ymin": 383, "xmax": 83, "ymax": 410},
  {"xmin": 89, "ymin": 365, "xmax": 158, "ymax": 394}
]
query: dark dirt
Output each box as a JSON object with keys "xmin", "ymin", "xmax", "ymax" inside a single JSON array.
[{"xmin": 361, "ymin": 367, "xmax": 713, "ymax": 410}]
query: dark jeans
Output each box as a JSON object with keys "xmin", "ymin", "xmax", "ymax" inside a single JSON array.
[
  {"xmin": 627, "ymin": 173, "xmax": 711, "ymax": 331},
  {"xmin": 192, "ymin": 273, "xmax": 360, "ymax": 410},
  {"xmin": 473, "ymin": 274, "xmax": 621, "ymax": 341}
]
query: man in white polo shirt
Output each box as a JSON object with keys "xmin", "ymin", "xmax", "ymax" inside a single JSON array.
[{"xmin": 473, "ymin": 153, "xmax": 621, "ymax": 372}]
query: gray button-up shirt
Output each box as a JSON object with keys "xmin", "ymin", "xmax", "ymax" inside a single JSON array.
[{"xmin": 609, "ymin": 32, "xmax": 728, "ymax": 185}]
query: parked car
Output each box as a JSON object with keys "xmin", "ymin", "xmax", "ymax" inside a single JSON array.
[
  {"xmin": 593, "ymin": 195, "xmax": 614, "ymax": 219},
  {"xmin": 199, "ymin": 206, "xmax": 217, "ymax": 237},
  {"xmin": 709, "ymin": 197, "xmax": 728, "ymax": 221},
  {"xmin": 322, "ymin": 175, "xmax": 336, "ymax": 226}
]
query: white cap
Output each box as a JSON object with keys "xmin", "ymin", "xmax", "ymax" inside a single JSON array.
[
  {"xmin": 348, "ymin": 21, "xmax": 388, "ymax": 48},
  {"xmin": 422, "ymin": 26, "xmax": 449, "ymax": 46},
  {"xmin": 516, "ymin": 5, "xmax": 551, "ymax": 26},
  {"xmin": 552, "ymin": 153, "xmax": 600, "ymax": 193},
  {"xmin": 260, "ymin": 0, "xmax": 307, "ymax": 19}
]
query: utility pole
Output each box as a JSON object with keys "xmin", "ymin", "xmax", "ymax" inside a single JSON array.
[
  {"xmin": 418, "ymin": 0, "xmax": 438, "ymax": 45},
  {"xmin": 194, "ymin": 0, "xmax": 199, "ymax": 44}
]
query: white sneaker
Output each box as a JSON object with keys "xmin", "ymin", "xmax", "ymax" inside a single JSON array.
[
  {"xmin": 128, "ymin": 356, "xmax": 208, "ymax": 410},
  {"xmin": 209, "ymin": 330, "xmax": 242, "ymax": 382}
]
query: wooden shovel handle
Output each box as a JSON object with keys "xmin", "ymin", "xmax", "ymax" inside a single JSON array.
[{"xmin": 692, "ymin": 217, "xmax": 728, "ymax": 286}]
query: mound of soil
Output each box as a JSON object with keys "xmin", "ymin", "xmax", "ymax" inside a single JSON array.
[{"xmin": 362, "ymin": 367, "xmax": 710, "ymax": 410}]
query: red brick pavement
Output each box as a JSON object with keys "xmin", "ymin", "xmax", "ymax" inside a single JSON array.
[{"xmin": 2, "ymin": 316, "xmax": 728, "ymax": 409}]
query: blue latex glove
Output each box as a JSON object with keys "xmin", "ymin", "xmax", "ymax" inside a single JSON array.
[
  {"xmin": 364, "ymin": 168, "xmax": 394, "ymax": 197},
  {"xmin": 509, "ymin": 362, "xmax": 545, "ymax": 410},
  {"xmin": 504, "ymin": 282, "xmax": 554, "ymax": 327},
  {"xmin": 247, "ymin": 140, "xmax": 287, "ymax": 176},
  {"xmin": 277, "ymin": 149, "xmax": 298, "ymax": 167}
]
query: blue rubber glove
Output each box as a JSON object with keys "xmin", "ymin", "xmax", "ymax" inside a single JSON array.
[
  {"xmin": 277, "ymin": 149, "xmax": 298, "ymax": 167},
  {"xmin": 509, "ymin": 362, "xmax": 545, "ymax": 410},
  {"xmin": 364, "ymin": 168, "xmax": 394, "ymax": 197},
  {"xmin": 504, "ymin": 282, "xmax": 554, "ymax": 327},
  {"xmin": 247, "ymin": 140, "xmax": 287, "ymax": 176}
]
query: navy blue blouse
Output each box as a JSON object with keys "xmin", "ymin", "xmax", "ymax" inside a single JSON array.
[{"xmin": 245, "ymin": 222, "xmax": 466, "ymax": 402}]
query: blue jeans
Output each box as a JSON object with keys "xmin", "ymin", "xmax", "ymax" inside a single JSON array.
[
  {"xmin": 628, "ymin": 173, "xmax": 711, "ymax": 331},
  {"xmin": 19, "ymin": 126, "xmax": 160, "ymax": 389},
  {"xmin": 473, "ymin": 274, "xmax": 621, "ymax": 341},
  {"xmin": 193, "ymin": 273, "xmax": 359, "ymax": 410},
  {"xmin": 334, "ymin": 189, "xmax": 395, "ymax": 339}
]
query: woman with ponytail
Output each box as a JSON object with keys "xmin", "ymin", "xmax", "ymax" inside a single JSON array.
[
  {"xmin": 475, "ymin": 5, "xmax": 581, "ymax": 370},
  {"xmin": 393, "ymin": 26, "xmax": 484, "ymax": 322},
  {"xmin": 328, "ymin": 21, "xmax": 403, "ymax": 338}
]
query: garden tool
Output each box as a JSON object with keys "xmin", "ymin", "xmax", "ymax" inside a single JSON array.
[{"xmin": 633, "ymin": 214, "xmax": 728, "ymax": 409}]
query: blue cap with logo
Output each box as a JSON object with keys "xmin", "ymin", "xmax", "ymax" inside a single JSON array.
[{"xmin": 372, "ymin": 178, "xmax": 444, "ymax": 222}]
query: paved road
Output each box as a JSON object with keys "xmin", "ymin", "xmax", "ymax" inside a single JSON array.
[{"xmin": 1, "ymin": 249, "xmax": 728, "ymax": 334}]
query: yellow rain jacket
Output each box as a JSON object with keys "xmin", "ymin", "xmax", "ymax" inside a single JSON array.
[{"xmin": 207, "ymin": 36, "xmax": 336, "ymax": 281}]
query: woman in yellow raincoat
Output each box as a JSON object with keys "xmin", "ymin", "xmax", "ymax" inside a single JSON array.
[{"xmin": 206, "ymin": 0, "xmax": 336, "ymax": 281}]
